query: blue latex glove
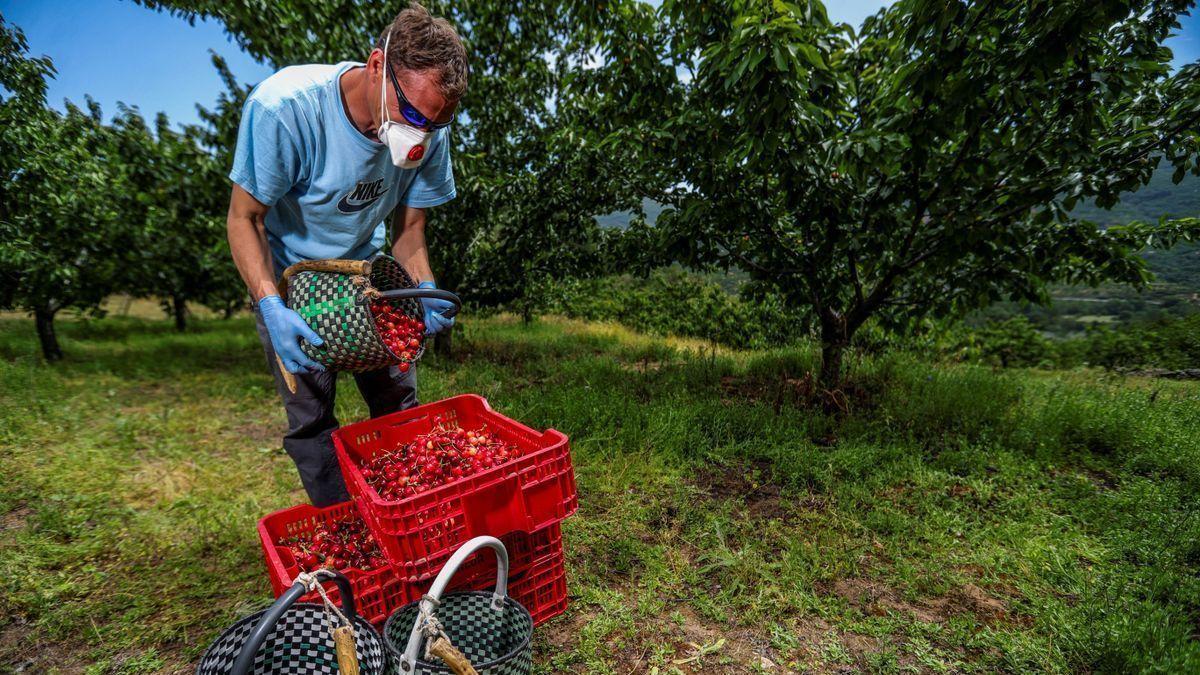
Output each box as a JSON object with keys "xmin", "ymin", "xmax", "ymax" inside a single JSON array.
[
  {"xmin": 418, "ymin": 281, "xmax": 455, "ymax": 336},
  {"xmin": 259, "ymin": 295, "xmax": 326, "ymax": 373}
]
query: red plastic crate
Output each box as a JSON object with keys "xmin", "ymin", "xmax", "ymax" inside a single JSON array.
[
  {"xmin": 386, "ymin": 549, "xmax": 569, "ymax": 628},
  {"xmin": 428, "ymin": 520, "xmax": 563, "ymax": 586},
  {"xmin": 507, "ymin": 549, "xmax": 569, "ymax": 626},
  {"xmin": 258, "ymin": 502, "xmax": 402, "ymax": 625},
  {"xmin": 261, "ymin": 502, "xmax": 569, "ymax": 628},
  {"xmin": 333, "ymin": 394, "xmax": 578, "ymax": 579}
]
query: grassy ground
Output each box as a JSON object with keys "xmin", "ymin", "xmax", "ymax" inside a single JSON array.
[{"xmin": 1, "ymin": 310, "xmax": 1199, "ymax": 673}]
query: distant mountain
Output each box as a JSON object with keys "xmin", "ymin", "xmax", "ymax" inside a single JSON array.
[
  {"xmin": 981, "ymin": 161, "xmax": 1200, "ymax": 334},
  {"xmin": 595, "ymin": 198, "xmax": 665, "ymax": 229},
  {"xmin": 1070, "ymin": 161, "xmax": 1200, "ymax": 225},
  {"xmin": 1069, "ymin": 160, "xmax": 1198, "ymax": 304}
]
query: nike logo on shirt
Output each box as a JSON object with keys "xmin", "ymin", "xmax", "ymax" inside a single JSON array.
[{"xmin": 337, "ymin": 178, "xmax": 388, "ymax": 213}]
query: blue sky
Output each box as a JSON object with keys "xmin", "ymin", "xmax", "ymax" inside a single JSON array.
[
  {"xmin": 2, "ymin": 0, "xmax": 1198, "ymax": 129},
  {"xmin": 0, "ymin": 0, "xmax": 273, "ymax": 127}
]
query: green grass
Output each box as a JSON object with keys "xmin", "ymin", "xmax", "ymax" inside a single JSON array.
[{"xmin": 2, "ymin": 313, "xmax": 1199, "ymax": 673}]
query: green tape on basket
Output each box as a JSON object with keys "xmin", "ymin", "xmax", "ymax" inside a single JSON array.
[{"xmin": 297, "ymin": 295, "xmax": 356, "ymax": 319}]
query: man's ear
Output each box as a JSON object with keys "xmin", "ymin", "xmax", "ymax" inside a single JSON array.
[{"xmin": 368, "ymin": 48, "xmax": 385, "ymax": 79}]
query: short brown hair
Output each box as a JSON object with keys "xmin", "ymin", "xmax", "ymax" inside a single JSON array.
[{"xmin": 377, "ymin": 3, "xmax": 468, "ymax": 101}]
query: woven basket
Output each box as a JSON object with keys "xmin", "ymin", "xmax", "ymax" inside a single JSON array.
[
  {"xmin": 197, "ymin": 571, "xmax": 389, "ymax": 675},
  {"xmin": 274, "ymin": 254, "xmax": 460, "ymax": 392},
  {"xmin": 386, "ymin": 537, "xmax": 534, "ymax": 675}
]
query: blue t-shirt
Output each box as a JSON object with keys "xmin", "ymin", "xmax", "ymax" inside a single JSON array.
[{"xmin": 229, "ymin": 61, "xmax": 456, "ymax": 274}]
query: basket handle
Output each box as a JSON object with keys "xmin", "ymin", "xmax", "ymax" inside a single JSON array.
[
  {"xmin": 398, "ymin": 536, "xmax": 509, "ymax": 674},
  {"xmin": 374, "ymin": 288, "xmax": 462, "ymax": 320},
  {"xmin": 276, "ymin": 354, "xmax": 298, "ymax": 395},
  {"xmin": 229, "ymin": 571, "xmax": 357, "ymax": 675},
  {"xmin": 277, "ymin": 259, "xmax": 372, "ymax": 297}
]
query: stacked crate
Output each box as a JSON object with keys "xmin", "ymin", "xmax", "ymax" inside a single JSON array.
[{"xmin": 258, "ymin": 395, "xmax": 576, "ymax": 626}]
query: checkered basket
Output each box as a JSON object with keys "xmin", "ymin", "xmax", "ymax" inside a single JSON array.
[
  {"xmin": 197, "ymin": 571, "xmax": 389, "ymax": 675},
  {"xmin": 275, "ymin": 254, "xmax": 460, "ymax": 392},
  {"xmin": 385, "ymin": 537, "xmax": 534, "ymax": 675}
]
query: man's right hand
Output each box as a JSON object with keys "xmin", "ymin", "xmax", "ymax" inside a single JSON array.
[{"xmin": 259, "ymin": 295, "xmax": 326, "ymax": 373}]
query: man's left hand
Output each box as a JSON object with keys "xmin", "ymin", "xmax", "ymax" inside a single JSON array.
[{"xmin": 418, "ymin": 281, "xmax": 455, "ymax": 336}]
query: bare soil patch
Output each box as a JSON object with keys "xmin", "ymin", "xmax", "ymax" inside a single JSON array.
[
  {"xmin": 537, "ymin": 605, "xmax": 595, "ymax": 654},
  {"xmin": 537, "ymin": 592, "xmax": 918, "ymax": 673},
  {"xmin": 823, "ymin": 577, "xmax": 1013, "ymax": 626},
  {"xmin": 0, "ymin": 617, "xmax": 90, "ymax": 674},
  {"xmin": 664, "ymin": 605, "xmax": 785, "ymax": 673},
  {"xmin": 691, "ymin": 459, "xmax": 809, "ymax": 522},
  {"xmin": 0, "ymin": 504, "xmax": 33, "ymax": 533}
]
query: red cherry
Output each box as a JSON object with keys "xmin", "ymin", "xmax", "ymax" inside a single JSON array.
[{"xmin": 357, "ymin": 425, "xmax": 522, "ymax": 501}]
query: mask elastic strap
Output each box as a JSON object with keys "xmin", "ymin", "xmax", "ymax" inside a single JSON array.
[{"xmin": 380, "ymin": 31, "xmax": 392, "ymax": 126}]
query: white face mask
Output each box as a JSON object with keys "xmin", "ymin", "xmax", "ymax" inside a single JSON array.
[{"xmin": 378, "ymin": 32, "xmax": 434, "ymax": 169}]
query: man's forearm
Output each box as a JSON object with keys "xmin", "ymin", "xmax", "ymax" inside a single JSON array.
[
  {"xmin": 228, "ymin": 212, "xmax": 281, "ymax": 302},
  {"xmin": 392, "ymin": 209, "xmax": 435, "ymax": 283}
]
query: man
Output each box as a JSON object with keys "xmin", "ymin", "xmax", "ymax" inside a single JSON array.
[{"xmin": 226, "ymin": 3, "xmax": 467, "ymax": 506}]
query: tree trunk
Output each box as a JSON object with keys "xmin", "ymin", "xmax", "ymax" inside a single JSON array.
[
  {"xmin": 434, "ymin": 326, "xmax": 454, "ymax": 358},
  {"xmin": 819, "ymin": 340, "xmax": 845, "ymax": 392},
  {"xmin": 35, "ymin": 306, "xmax": 63, "ymax": 362},
  {"xmin": 818, "ymin": 312, "xmax": 849, "ymax": 392},
  {"xmin": 521, "ymin": 296, "xmax": 533, "ymax": 324},
  {"xmin": 171, "ymin": 294, "xmax": 187, "ymax": 332}
]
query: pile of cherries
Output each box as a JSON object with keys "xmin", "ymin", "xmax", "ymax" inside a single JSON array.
[
  {"xmin": 361, "ymin": 425, "xmax": 522, "ymax": 501},
  {"xmin": 279, "ymin": 514, "xmax": 386, "ymax": 572},
  {"xmin": 370, "ymin": 298, "xmax": 425, "ymax": 372}
]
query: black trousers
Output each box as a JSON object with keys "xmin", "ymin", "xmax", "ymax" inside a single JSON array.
[{"xmin": 254, "ymin": 306, "xmax": 418, "ymax": 507}]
